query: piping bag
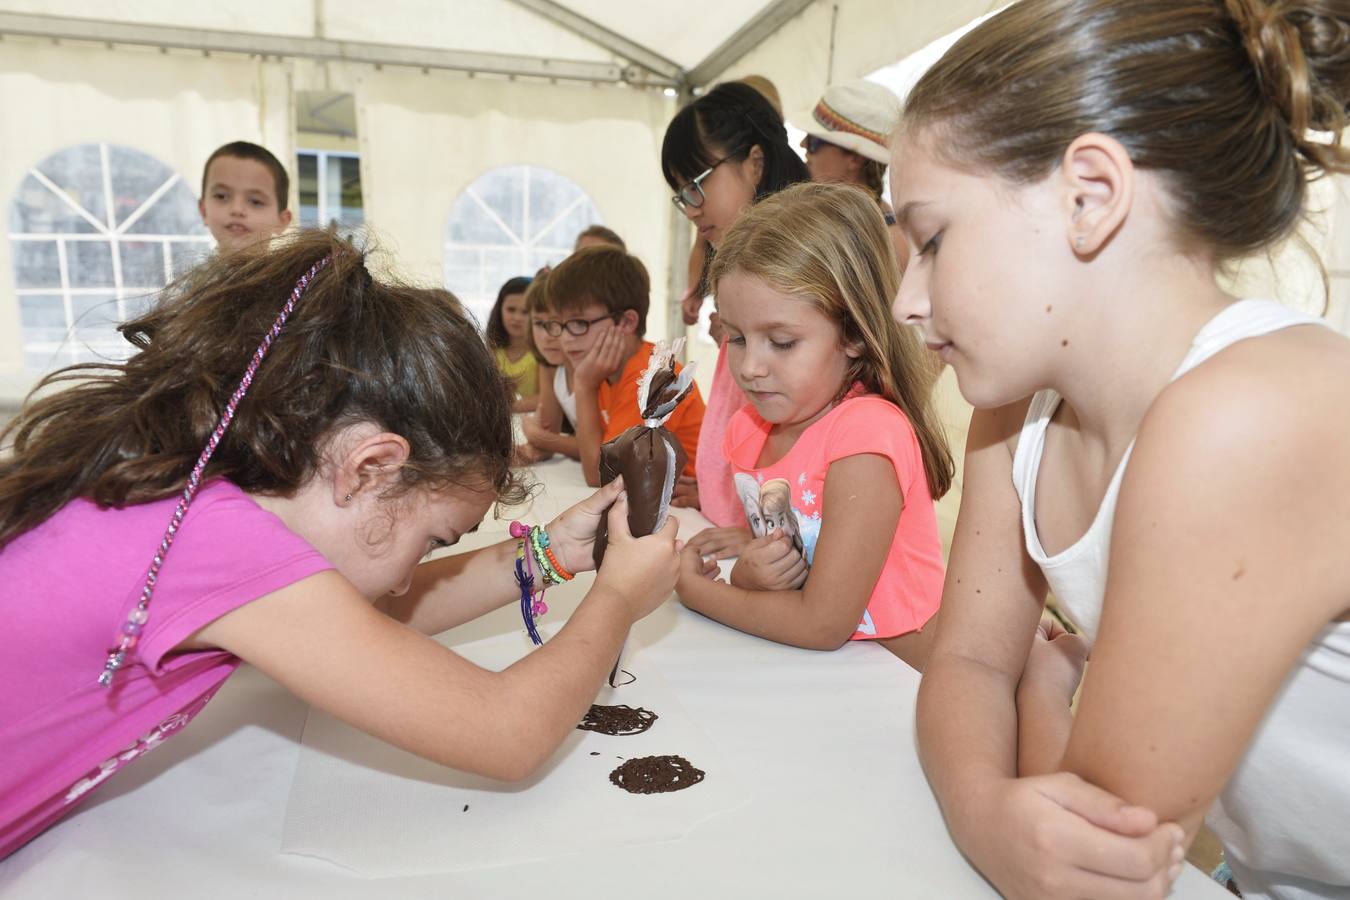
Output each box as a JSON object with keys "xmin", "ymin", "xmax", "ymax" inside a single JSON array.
[{"xmin": 591, "ymin": 339, "xmax": 698, "ymax": 686}]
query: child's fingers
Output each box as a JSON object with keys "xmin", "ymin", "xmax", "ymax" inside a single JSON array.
[
  {"xmin": 576, "ymin": 476, "xmax": 624, "ymax": 517},
  {"xmin": 605, "ymin": 492, "xmax": 634, "ymax": 540},
  {"xmin": 1037, "ymin": 775, "xmax": 1168, "ymax": 839}
]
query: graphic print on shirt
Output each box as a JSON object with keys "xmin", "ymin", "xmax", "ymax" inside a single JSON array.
[
  {"xmin": 63, "ymin": 690, "xmax": 217, "ymax": 804},
  {"xmin": 734, "ymin": 472, "xmax": 875, "ymax": 634},
  {"xmin": 735, "ymin": 474, "xmax": 807, "ymax": 557}
]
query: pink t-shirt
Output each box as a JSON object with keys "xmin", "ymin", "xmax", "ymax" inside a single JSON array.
[
  {"xmin": 0, "ymin": 480, "xmax": 332, "ymax": 858},
  {"xmin": 695, "ymin": 342, "xmax": 747, "ymax": 527},
  {"xmin": 723, "ymin": 391, "xmax": 944, "ymax": 640}
]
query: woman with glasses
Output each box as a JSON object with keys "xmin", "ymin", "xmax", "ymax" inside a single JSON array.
[{"xmin": 660, "ymin": 81, "xmax": 810, "ymax": 562}]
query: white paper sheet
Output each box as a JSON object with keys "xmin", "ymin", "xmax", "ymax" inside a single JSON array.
[{"xmin": 279, "ymin": 630, "xmax": 745, "ymax": 876}]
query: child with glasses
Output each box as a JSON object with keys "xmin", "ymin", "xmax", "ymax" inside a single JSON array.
[
  {"xmin": 660, "ymin": 81, "xmax": 810, "ymax": 555},
  {"xmin": 519, "ymin": 270, "xmax": 581, "ymax": 462},
  {"xmin": 546, "ymin": 245, "xmax": 705, "ymax": 488}
]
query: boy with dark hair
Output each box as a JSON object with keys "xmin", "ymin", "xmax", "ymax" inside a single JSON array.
[
  {"xmin": 547, "ymin": 245, "xmax": 704, "ymax": 487},
  {"xmin": 198, "ymin": 141, "xmax": 292, "ymax": 256}
]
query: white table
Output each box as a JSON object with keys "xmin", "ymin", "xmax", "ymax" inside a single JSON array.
[{"xmin": 0, "ymin": 457, "xmax": 1229, "ymax": 899}]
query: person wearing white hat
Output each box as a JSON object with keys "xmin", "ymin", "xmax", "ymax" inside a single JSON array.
[{"xmin": 794, "ymin": 80, "xmax": 908, "ymax": 267}]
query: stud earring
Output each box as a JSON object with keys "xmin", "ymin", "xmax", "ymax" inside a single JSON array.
[
  {"xmin": 344, "ymin": 493, "xmax": 352, "ymax": 502},
  {"xmin": 1075, "ymin": 235, "xmax": 1086, "ymax": 250}
]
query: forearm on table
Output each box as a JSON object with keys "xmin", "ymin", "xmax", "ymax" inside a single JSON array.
[
  {"xmin": 534, "ymin": 427, "xmax": 580, "ymax": 459},
  {"xmin": 574, "ymin": 389, "xmax": 604, "ymax": 486},
  {"xmin": 378, "ymin": 539, "xmax": 521, "ymax": 634},
  {"xmin": 1016, "ymin": 677, "xmax": 1075, "ymax": 777},
  {"xmin": 488, "ymin": 586, "xmax": 632, "ymax": 777},
  {"xmin": 678, "ymin": 575, "xmax": 858, "ymax": 650},
  {"xmin": 916, "ymin": 653, "xmax": 1023, "ymax": 844}
]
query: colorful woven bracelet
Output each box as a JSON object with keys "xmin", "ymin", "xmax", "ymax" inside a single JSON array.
[
  {"xmin": 510, "ymin": 521, "xmax": 546, "ymax": 645},
  {"xmin": 529, "ymin": 526, "xmax": 565, "ymax": 585}
]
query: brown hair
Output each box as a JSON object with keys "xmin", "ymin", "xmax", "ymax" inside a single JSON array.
[
  {"xmin": 523, "ymin": 269, "xmax": 555, "ymax": 365},
  {"xmin": 201, "ymin": 141, "xmax": 291, "ymax": 212},
  {"xmin": 574, "ymin": 225, "xmax": 626, "ymax": 251},
  {"xmin": 710, "ymin": 182, "xmax": 954, "ymax": 498},
  {"xmin": 860, "ymin": 158, "xmax": 887, "ymax": 202},
  {"xmin": 0, "ymin": 230, "xmax": 527, "ymax": 548},
  {"xmin": 736, "ymin": 75, "xmax": 784, "ymax": 120},
  {"xmin": 547, "ymin": 245, "xmax": 651, "ymax": 337},
  {"xmin": 485, "ymin": 275, "xmax": 533, "ymax": 350},
  {"xmin": 902, "ymin": 0, "xmax": 1350, "ymax": 263}
]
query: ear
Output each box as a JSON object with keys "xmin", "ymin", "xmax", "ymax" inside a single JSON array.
[
  {"xmin": 198, "ymin": 198, "xmax": 207, "ymax": 221},
  {"xmin": 1058, "ymin": 132, "xmax": 1134, "ymax": 257},
  {"xmin": 845, "ymin": 150, "xmax": 867, "ymax": 179},
  {"xmin": 277, "ymin": 208, "xmax": 293, "ymax": 232},
  {"xmin": 332, "ymin": 431, "xmax": 412, "ymax": 505},
  {"xmin": 843, "ymin": 338, "xmax": 864, "ymax": 360},
  {"xmin": 745, "ymin": 144, "xmax": 765, "ymax": 188},
  {"xmin": 616, "ymin": 309, "xmax": 640, "ymax": 334}
]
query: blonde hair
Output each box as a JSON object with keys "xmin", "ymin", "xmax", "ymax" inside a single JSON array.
[{"xmin": 709, "ymin": 182, "xmax": 954, "ymax": 498}]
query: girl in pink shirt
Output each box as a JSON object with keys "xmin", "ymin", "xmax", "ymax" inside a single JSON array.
[
  {"xmin": 674, "ymin": 183, "xmax": 953, "ymax": 669},
  {"xmin": 0, "ymin": 231, "xmax": 680, "ymax": 859}
]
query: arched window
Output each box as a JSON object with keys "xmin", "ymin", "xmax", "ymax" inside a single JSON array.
[
  {"xmin": 8, "ymin": 143, "xmax": 211, "ymax": 370},
  {"xmin": 443, "ymin": 165, "xmax": 603, "ymax": 325}
]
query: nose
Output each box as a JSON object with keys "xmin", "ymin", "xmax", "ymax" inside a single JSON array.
[
  {"xmin": 892, "ymin": 263, "xmax": 931, "ymax": 327},
  {"xmin": 735, "ymin": 340, "xmax": 769, "ymax": 382}
]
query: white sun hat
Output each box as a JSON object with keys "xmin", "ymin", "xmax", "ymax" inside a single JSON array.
[{"xmin": 793, "ymin": 80, "xmax": 902, "ymax": 165}]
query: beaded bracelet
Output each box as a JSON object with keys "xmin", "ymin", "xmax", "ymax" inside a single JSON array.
[
  {"xmin": 510, "ymin": 522, "xmax": 577, "ymax": 644},
  {"xmin": 528, "ymin": 525, "xmax": 572, "ymax": 586}
]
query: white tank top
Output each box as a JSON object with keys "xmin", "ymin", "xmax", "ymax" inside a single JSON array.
[
  {"xmin": 554, "ymin": 365, "xmax": 577, "ymax": 427},
  {"xmin": 1012, "ymin": 299, "xmax": 1350, "ymax": 900}
]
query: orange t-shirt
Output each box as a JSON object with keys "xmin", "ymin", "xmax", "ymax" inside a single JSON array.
[{"xmin": 597, "ymin": 341, "xmax": 705, "ymax": 477}]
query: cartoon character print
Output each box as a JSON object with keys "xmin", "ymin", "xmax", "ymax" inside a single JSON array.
[
  {"xmin": 733, "ymin": 471, "xmax": 870, "ymax": 635},
  {"xmin": 733, "ymin": 474, "xmax": 811, "ymax": 563}
]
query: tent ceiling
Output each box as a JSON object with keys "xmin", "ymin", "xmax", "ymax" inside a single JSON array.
[
  {"xmin": 557, "ymin": 0, "xmax": 774, "ymax": 72},
  {"xmin": 0, "ymin": 0, "xmax": 819, "ymax": 89}
]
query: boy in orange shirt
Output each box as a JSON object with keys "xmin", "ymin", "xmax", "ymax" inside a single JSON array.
[{"xmin": 547, "ymin": 245, "xmax": 705, "ymax": 487}]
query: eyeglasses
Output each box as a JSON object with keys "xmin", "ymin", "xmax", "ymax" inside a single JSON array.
[
  {"xmin": 670, "ymin": 147, "xmax": 747, "ymax": 212},
  {"xmin": 533, "ymin": 313, "xmax": 618, "ymax": 337},
  {"xmin": 803, "ymin": 135, "xmax": 840, "ymax": 155}
]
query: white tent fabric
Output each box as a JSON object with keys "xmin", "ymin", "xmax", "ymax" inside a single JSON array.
[
  {"xmin": 0, "ymin": 0, "xmax": 1346, "ymax": 411},
  {"xmin": 354, "ymin": 70, "xmax": 675, "ymax": 330},
  {"xmin": 0, "ymin": 36, "xmax": 292, "ymax": 399}
]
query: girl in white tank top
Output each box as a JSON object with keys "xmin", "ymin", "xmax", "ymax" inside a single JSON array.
[{"xmin": 888, "ymin": 2, "xmax": 1350, "ymax": 899}]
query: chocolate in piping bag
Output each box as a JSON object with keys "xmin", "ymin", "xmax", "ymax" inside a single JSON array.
[{"xmin": 593, "ymin": 340, "xmax": 698, "ymax": 567}]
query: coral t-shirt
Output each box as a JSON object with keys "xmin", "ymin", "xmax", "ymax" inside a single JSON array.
[
  {"xmin": 723, "ymin": 391, "xmax": 944, "ymax": 640},
  {"xmin": 598, "ymin": 340, "xmax": 705, "ymax": 476},
  {"xmin": 0, "ymin": 480, "xmax": 332, "ymax": 858}
]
